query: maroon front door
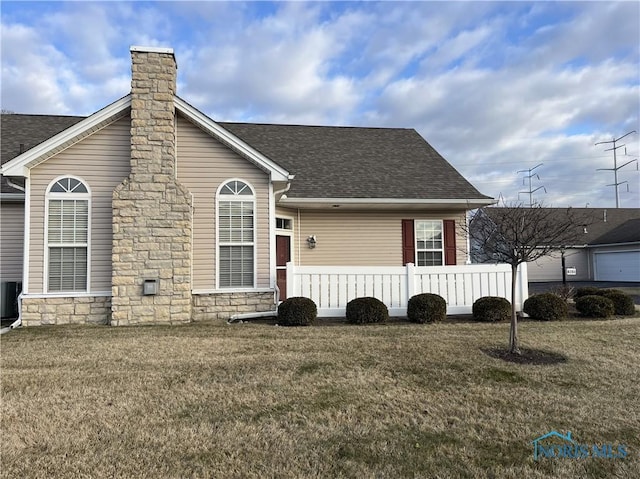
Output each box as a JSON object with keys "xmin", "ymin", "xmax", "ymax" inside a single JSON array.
[{"xmin": 276, "ymin": 235, "xmax": 291, "ymax": 300}]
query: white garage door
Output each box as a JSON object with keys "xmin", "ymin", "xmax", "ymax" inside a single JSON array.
[{"xmin": 595, "ymin": 251, "xmax": 640, "ymax": 282}]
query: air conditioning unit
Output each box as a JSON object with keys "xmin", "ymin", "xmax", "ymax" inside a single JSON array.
[{"xmin": 1, "ymin": 282, "xmax": 22, "ymax": 319}]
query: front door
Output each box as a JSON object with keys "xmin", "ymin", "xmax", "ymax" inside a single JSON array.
[{"xmin": 276, "ymin": 235, "xmax": 291, "ymax": 300}]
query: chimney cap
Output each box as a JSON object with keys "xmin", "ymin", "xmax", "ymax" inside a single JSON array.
[{"xmin": 130, "ymin": 45, "xmax": 174, "ymax": 55}]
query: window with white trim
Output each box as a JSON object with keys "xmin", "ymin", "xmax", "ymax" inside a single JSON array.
[
  {"xmin": 415, "ymin": 220, "xmax": 443, "ymax": 266},
  {"xmin": 218, "ymin": 180, "xmax": 255, "ymax": 288},
  {"xmin": 47, "ymin": 177, "xmax": 89, "ymax": 292}
]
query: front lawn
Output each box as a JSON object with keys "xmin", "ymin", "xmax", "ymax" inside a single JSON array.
[{"xmin": 2, "ymin": 319, "xmax": 639, "ymax": 478}]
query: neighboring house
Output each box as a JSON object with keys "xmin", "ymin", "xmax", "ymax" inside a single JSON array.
[
  {"xmin": 1, "ymin": 114, "xmax": 84, "ymax": 318},
  {"xmin": 588, "ymin": 218, "xmax": 640, "ymax": 282},
  {"xmin": 473, "ymin": 207, "xmax": 640, "ymax": 282},
  {"xmin": 0, "ymin": 46, "xmax": 493, "ymax": 326}
]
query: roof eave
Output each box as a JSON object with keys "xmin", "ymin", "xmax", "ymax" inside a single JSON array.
[
  {"xmin": 1, "ymin": 96, "xmax": 132, "ymax": 177},
  {"xmin": 278, "ymin": 197, "xmax": 495, "ymax": 211}
]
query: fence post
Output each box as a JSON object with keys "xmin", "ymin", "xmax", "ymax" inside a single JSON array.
[
  {"xmin": 406, "ymin": 262, "xmax": 415, "ymax": 300},
  {"xmin": 515, "ymin": 262, "xmax": 529, "ymax": 311},
  {"xmin": 286, "ymin": 262, "xmax": 295, "ymax": 300}
]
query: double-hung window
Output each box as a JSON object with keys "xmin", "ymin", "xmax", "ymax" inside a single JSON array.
[
  {"xmin": 46, "ymin": 177, "xmax": 90, "ymax": 292},
  {"xmin": 415, "ymin": 220, "xmax": 443, "ymax": 266},
  {"xmin": 217, "ymin": 180, "xmax": 255, "ymax": 288}
]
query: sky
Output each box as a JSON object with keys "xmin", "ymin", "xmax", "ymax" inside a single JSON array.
[{"xmin": 1, "ymin": 1, "xmax": 639, "ymax": 208}]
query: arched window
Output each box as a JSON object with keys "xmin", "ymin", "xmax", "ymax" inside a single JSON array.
[
  {"xmin": 46, "ymin": 176, "xmax": 90, "ymax": 292},
  {"xmin": 217, "ymin": 180, "xmax": 255, "ymax": 288}
]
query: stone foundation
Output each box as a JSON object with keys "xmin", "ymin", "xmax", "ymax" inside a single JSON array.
[
  {"xmin": 192, "ymin": 292, "xmax": 276, "ymax": 321},
  {"xmin": 19, "ymin": 291, "xmax": 276, "ymax": 326},
  {"xmin": 21, "ymin": 296, "xmax": 111, "ymax": 326}
]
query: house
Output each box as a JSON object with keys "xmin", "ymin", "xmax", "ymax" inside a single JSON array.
[
  {"xmin": 473, "ymin": 207, "xmax": 640, "ymax": 283},
  {"xmin": 1, "ymin": 46, "xmax": 494, "ymax": 326}
]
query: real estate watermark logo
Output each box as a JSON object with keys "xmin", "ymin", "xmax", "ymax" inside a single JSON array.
[{"xmin": 531, "ymin": 431, "xmax": 628, "ymax": 460}]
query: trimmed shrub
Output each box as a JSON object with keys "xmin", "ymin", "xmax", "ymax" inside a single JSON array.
[
  {"xmin": 523, "ymin": 293, "xmax": 568, "ymax": 321},
  {"xmin": 277, "ymin": 297, "xmax": 317, "ymax": 326},
  {"xmin": 602, "ymin": 291, "xmax": 636, "ymax": 316},
  {"xmin": 472, "ymin": 296, "xmax": 511, "ymax": 323},
  {"xmin": 575, "ymin": 295, "xmax": 615, "ymax": 318},
  {"xmin": 573, "ymin": 287, "xmax": 603, "ymax": 299},
  {"xmin": 407, "ymin": 293, "xmax": 447, "ymax": 324},
  {"xmin": 346, "ymin": 297, "xmax": 389, "ymax": 324}
]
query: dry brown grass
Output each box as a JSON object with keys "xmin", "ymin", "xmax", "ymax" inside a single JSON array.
[{"xmin": 2, "ymin": 318, "xmax": 639, "ymax": 478}]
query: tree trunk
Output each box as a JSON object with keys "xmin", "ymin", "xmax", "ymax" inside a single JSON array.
[{"xmin": 509, "ymin": 264, "xmax": 520, "ymax": 354}]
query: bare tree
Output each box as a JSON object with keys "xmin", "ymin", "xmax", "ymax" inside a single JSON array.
[{"xmin": 468, "ymin": 204, "xmax": 591, "ymax": 354}]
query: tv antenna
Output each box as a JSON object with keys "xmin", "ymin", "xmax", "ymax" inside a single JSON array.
[{"xmin": 596, "ymin": 130, "xmax": 638, "ymax": 208}]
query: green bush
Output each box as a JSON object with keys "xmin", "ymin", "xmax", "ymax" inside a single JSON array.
[
  {"xmin": 574, "ymin": 287, "xmax": 624, "ymax": 300},
  {"xmin": 573, "ymin": 287, "xmax": 602, "ymax": 299},
  {"xmin": 602, "ymin": 291, "xmax": 636, "ymax": 316},
  {"xmin": 523, "ymin": 293, "xmax": 567, "ymax": 321},
  {"xmin": 407, "ymin": 293, "xmax": 446, "ymax": 323},
  {"xmin": 346, "ymin": 297, "xmax": 388, "ymax": 324},
  {"xmin": 575, "ymin": 295, "xmax": 615, "ymax": 318},
  {"xmin": 277, "ymin": 297, "xmax": 317, "ymax": 326},
  {"xmin": 472, "ymin": 296, "xmax": 511, "ymax": 322}
]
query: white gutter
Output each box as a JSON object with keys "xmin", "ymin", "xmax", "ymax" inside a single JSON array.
[
  {"xmin": 279, "ymin": 197, "xmax": 494, "ymax": 205},
  {"xmin": 0, "ymin": 193, "xmax": 25, "ymax": 201}
]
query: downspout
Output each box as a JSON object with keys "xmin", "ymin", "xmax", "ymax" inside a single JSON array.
[
  {"xmin": 6, "ymin": 178, "xmax": 25, "ymax": 192},
  {"xmin": 272, "ymin": 177, "xmax": 293, "ymax": 304},
  {"xmin": 228, "ymin": 177, "xmax": 293, "ymax": 324}
]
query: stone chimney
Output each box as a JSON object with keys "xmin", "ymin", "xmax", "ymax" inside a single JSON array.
[{"xmin": 111, "ymin": 46, "xmax": 192, "ymax": 325}]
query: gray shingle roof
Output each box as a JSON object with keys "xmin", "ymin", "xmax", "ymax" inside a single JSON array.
[
  {"xmin": 590, "ymin": 218, "xmax": 640, "ymax": 245},
  {"xmin": 220, "ymin": 122, "xmax": 490, "ymax": 200},
  {"xmin": 1, "ymin": 112, "xmax": 490, "ymax": 202},
  {"xmin": 1, "ymin": 114, "xmax": 84, "ymax": 193},
  {"xmin": 482, "ymin": 207, "xmax": 640, "ymax": 245}
]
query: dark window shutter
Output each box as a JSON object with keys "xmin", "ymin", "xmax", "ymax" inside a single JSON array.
[
  {"xmin": 443, "ymin": 219, "xmax": 456, "ymax": 265},
  {"xmin": 401, "ymin": 219, "xmax": 415, "ymax": 265}
]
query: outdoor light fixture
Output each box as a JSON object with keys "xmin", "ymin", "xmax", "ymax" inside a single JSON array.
[
  {"xmin": 143, "ymin": 279, "xmax": 158, "ymax": 295},
  {"xmin": 306, "ymin": 235, "xmax": 317, "ymax": 249}
]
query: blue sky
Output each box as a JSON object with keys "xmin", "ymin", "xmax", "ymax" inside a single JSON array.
[{"xmin": 2, "ymin": 1, "xmax": 639, "ymax": 208}]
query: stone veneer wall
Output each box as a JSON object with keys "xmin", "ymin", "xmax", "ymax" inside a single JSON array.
[
  {"xmin": 111, "ymin": 48, "xmax": 192, "ymax": 326},
  {"xmin": 192, "ymin": 292, "xmax": 276, "ymax": 321},
  {"xmin": 21, "ymin": 296, "xmax": 111, "ymax": 326}
]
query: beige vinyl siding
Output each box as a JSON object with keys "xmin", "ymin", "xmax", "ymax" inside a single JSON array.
[
  {"xmin": 1, "ymin": 201, "xmax": 25, "ymax": 282},
  {"xmin": 286, "ymin": 209, "xmax": 468, "ymax": 266},
  {"xmin": 176, "ymin": 115, "xmax": 271, "ymax": 290},
  {"xmin": 29, "ymin": 116, "xmax": 131, "ymax": 293}
]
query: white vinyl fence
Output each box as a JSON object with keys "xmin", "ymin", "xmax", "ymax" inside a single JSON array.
[{"xmin": 286, "ymin": 262, "xmax": 528, "ymax": 317}]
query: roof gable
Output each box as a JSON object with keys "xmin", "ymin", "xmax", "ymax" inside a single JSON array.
[
  {"xmin": 1, "ymin": 96, "xmax": 132, "ymax": 178},
  {"xmin": 1, "ymin": 97, "xmax": 291, "ymax": 183},
  {"xmin": 1, "ymin": 113, "xmax": 85, "ymax": 194}
]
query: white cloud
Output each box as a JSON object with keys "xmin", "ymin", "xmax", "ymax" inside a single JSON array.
[{"xmin": 1, "ymin": 1, "xmax": 638, "ymax": 207}]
